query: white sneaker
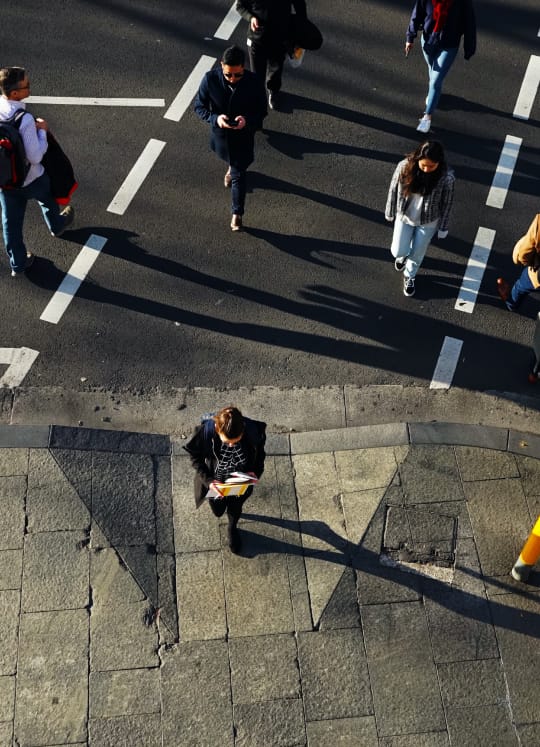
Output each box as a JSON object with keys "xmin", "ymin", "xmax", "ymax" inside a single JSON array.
[
  {"xmin": 403, "ymin": 277, "xmax": 415, "ymax": 297},
  {"xmin": 416, "ymin": 115, "xmax": 431, "ymax": 134}
]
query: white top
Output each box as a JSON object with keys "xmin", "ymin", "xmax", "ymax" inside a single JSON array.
[{"xmin": 0, "ymin": 98, "xmax": 47, "ymax": 186}]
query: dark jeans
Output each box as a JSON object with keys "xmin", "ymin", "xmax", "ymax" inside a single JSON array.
[
  {"xmin": 508, "ymin": 267, "xmax": 536, "ymax": 310},
  {"xmin": 209, "ymin": 494, "xmax": 248, "ymax": 527},
  {"xmin": 248, "ymin": 39, "xmax": 286, "ymax": 93},
  {"xmin": 230, "ymin": 166, "xmax": 246, "ymax": 216}
]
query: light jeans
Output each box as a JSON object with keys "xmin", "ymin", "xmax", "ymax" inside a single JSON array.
[
  {"xmin": 391, "ymin": 218, "xmax": 438, "ymax": 279},
  {"xmin": 422, "ymin": 45, "xmax": 459, "ymax": 115}
]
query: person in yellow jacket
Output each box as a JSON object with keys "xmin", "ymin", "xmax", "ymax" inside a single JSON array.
[{"xmin": 497, "ymin": 214, "xmax": 540, "ymax": 311}]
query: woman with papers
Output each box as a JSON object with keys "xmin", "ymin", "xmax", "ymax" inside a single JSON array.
[{"xmin": 184, "ymin": 406, "xmax": 266, "ymax": 554}]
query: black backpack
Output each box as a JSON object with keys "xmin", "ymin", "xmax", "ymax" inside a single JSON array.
[{"xmin": 0, "ymin": 109, "xmax": 29, "ymax": 189}]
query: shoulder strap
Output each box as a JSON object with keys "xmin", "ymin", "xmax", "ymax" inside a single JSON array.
[{"xmin": 6, "ymin": 109, "xmax": 28, "ymax": 130}]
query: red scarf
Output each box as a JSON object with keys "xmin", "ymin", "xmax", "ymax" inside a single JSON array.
[{"xmin": 432, "ymin": 0, "xmax": 454, "ymax": 32}]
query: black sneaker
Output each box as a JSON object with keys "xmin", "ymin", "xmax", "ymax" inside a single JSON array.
[
  {"xmin": 51, "ymin": 205, "xmax": 75, "ymax": 237},
  {"xmin": 394, "ymin": 256, "xmax": 407, "ymax": 272},
  {"xmin": 228, "ymin": 525, "xmax": 242, "ymax": 554},
  {"xmin": 403, "ymin": 277, "xmax": 415, "ymax": 297},
  {"xmin": 11, "ymin": 253, "xmax": 35, "ymax": 277}
]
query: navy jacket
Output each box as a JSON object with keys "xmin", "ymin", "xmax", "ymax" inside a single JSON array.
[
  {"xmin": 407, "ymin": 0, "xmax": 476, "ymax": 59},
  {"xmin": 194, "ymin": 68, "xmax": 267, "ymax": 170}
]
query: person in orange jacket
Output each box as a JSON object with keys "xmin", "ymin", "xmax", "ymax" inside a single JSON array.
[{"xmin": 497, "ymin": 214, "xmax": 540, "ymax": 311}]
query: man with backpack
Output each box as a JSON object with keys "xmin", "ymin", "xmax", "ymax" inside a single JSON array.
[{"xmin": 0, "ymin": 67, "xmax": 74, "ymax": 277}]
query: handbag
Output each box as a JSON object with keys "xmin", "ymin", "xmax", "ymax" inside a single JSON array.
[{"xmin": 41, "ymin": 131, "xmax": 78, "ymax": 205}]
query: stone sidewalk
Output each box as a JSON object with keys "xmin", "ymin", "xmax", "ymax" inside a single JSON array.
[{"xmin": 0, "ymin": 421, "xmax": 539, "ymax": 746}]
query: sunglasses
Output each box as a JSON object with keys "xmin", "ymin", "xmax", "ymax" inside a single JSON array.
[{"xmin": 223, "ymin": 72, "xmax": 243, "ymax": 79}]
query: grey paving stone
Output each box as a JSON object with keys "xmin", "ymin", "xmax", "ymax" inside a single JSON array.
[
  {"xmin": 424, "ymin": 588, "xmax": 498, "ymax": 663},
  {"xmin": 157, "ymin": 552, "xmax": 178, "ymax": 643},
  {"xmin": 229, "ymin": 633, "xmax": 300, "ymax": 704},
  {"xmin": 22, "ymin": 530, "xmax": 89, "ymax": 612},
  {"xmin": 398, "ymin": 446, "xmax": 464, "ymax": 504},
  {"xmin": 0, "ymin": 722, "xmax": 12, "ymax": 747},
  {"xmin": 378, "ymin": 734, "xmax": 449, "ymax": 747},
  {"xmin": 508, "ymin": 430, "xmax": 540, "ymax": 459},
  {"xmin": 437, "ymin": 659, "xmax": 507, "ymax": 707},
  {"xmin": 452, "ymin": 536, "xmax": 485, "ymax": 595},
  {"xmin": 27, "ymin": 449, "xmax": 90, "ymax": 532},
  {"xmin": 161, "ymin": 640, "xmax": 233, "ymax": 747},
  {"xmin": 115, "ymin": 544, "xmax": 157, "ymax": 609},
  {"xmin": 234, "ymin": 698, "xmax": 305, "ymax": 747},
  {"xmin": 409, "ymin": 423, "xmax": 507, "ymax": 450},
  {"xmin": 50, "ymin": 448, "xmax": 93, "ymax": 513},
  {"xmin": 90, "ymin": 548, "xmax": 146, "ymax": 605},
  {"xmin": 89, "ymin": 713, "xmax": 162, "ymax": 747},
  {"xmin": 341, "ymin": 487, "xmax": 387, "ymax": 546},
  {"xmin": 418, "ymin": 500, "xmax": 473, "ymax": 539},
  {"xmin": 0, "ymin": 590, "xmax": 18, "ymax": 675},
  {"xmin": 92, "ymin": 452, "xmax": 156, "ymax": 547},
  {"xmin": 489, "ymin": 590, "xmax": 540, "ymax": 724},
  {"xmin": 171, "ymin": 455, "xmax": 221, "ymax": 553},
  {"xmin": 0, "ymin": 425, "xmax": 49, "ymax": 448},
  {"xmin": 361, "ymin": 601, "xmax": 445, "ymax": 736},
  {"xmin": 518, "ymin": 723, "xmax": 540, "ymax": 747},
  {"xmin": 335, "ymin": 447, "xmax": 399, "ymax": 492},
  {"xmin": 89, "ymin": 668, "xmax": 160, "ymax": 718},
  {"xmin": 445, "ymin": 704, "xmax": 518, "ymax": 746},
  {"xmin": 266, "ymin": 432, "xmax": 290, "ymax": 455},
  {"xmin": 0, "ymin": 475, "xmax": 25, "ymax": 550},
  {"xmin": 154, "ymin": 455, "xmax": 174, "ymax": 553},
  {"xmin": 176, "ymin": 550, "xmax": 226, "ymax": 641},
  {"xmin": 290, "ymin": 424, "xmax": 408, "ymax": 455},
  {"xmin": 50, "ymin": 425, "xmax": 170, "ymax": 455},
  {"xmin": 298, "ymin": 628, "xmax": 372, "ymax": 721},
  {"xmin": 0, "ymin": 448, "xmax": 27, "ymax": 476},
  {"xmin": 318, "ymin": 566, "xmax": 360, "ymax": 630},
  {"xmin": 464, "ymin": 478, "xmax": 532, "ymax": 576},
  {"xmin": 0, "ymin": 548, "xmax": 22, "ymax": 590},
  {"xmin": 224, "ymin": 547, "xmax": 294, "ymax": 637},
  {"xmin": 90, "ymin": 600, "xmax": 159, "ymax": 671},
  {"xmin": 515, "ymin": 454, "xmax": 540, "ymax": 497},
  {"xmin": 15, "ymin": 608, "xmax": 89, "ymax": 745},
  {"xmin": 454, "ymin": 446, "xmax": 519, "ymax": 482},
  {"xmin": 306, "ymin": 716, "xmax": 378, "ymax": 746},
  {"xmin": 293, "ymin": 451, "xmax": 337, "ymax": 491},
  {"xmin": 0, "ymin": 674, "xmax": 15, "ymax": 721}
]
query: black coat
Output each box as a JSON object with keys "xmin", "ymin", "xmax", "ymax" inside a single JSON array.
[
  {"xmin": 236, "ymin": 0, "xmax": 307, "ymax": 43},
  {"xmin": 194, "ymin": 68, "xmax": 267, "ymax": 170},
  {"xmin": 184, "ymin": 417, "xmax": 267, "ymax": 508}
]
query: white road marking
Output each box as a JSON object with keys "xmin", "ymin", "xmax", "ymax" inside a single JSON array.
[
  {"xmin": 513, "ymin": 55, "xmax": 540, "ymax": 120},
  {"xmin": 430, "ymin": 336, "xmax": 463, "ymax": 390},
  {"xmin": 486, "ymin": 135, "xmax": 522, "ymax": 209},
  {"xmin": 0, "ymin": 347, "xmax": 39, "ymax": 388},
  {"xmin": 107, "ymin": 138, "xmax": 166, "ymax": 215},
  {"xmin": 27, "ymin": 96, "xmax": 165, "ymax": 107},
  {"xmin": 40, "ymin": 235, "xmax": 107, "ymax": 325},
  {"xmin": 164, "ymin": 55, "xmax": 216, "ymax": 121},
  {"xmin": 455, "ymin": 227, "xmax": 496, "ymax": 314},
  {"xmin": 214, "ymin": 3, "xmax": 242, "ymax": 40}
]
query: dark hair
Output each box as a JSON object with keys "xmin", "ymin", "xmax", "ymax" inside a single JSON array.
[
  {"xmin": 221, "ymin": 45, "xmax": 245, "ymax": 67},
  {"xmin": 0, "ymin": 67, "xmax": 26, "ymax": 96},
  {"xmin": 214, "ymin": 406, "xmax": 244, "ymax": 439},
  {"xmin": 401, "ymin": 140, "xmax": 447, "ymax": 197}
]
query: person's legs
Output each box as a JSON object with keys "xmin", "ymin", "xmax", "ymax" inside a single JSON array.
[
  {"xmin": 265, "ymin": 44, "xmax": 285, "ymax": 93},
  {"xmin": 390, "ymin": 219, "xmax": 415, "ymax": 260},
  {"xmin": 404, "ymin": 224, "xmax": 438, "ymax": 279},
  {"xmin": 226, "ymin": 496, "xmax": 247, "ymax": 553},
  {"xmin": 422, "ymin": 46, "xmax": 459, "ymax": 115},
  {"xmin": 509, "ymin": 267, "xmax": 535, "ymax": 310},
  {"xmin": 25, "ymin": 172, "xmax": 65, "ymax": 235},
  {"xmin": 248, "ymin": 41, "xmax": 269, "ymax": 85},
  {"xmin": 230, "ymin": 166, "xmax": 246, "ymax": 216},
  {"xmin": 0, "ymin": 187, "xmax": 29, "ymax": 272}
]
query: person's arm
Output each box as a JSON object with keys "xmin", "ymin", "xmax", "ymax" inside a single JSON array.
[
  {"xmin": 385, "ymin": 162, "xmax": 402, "ymax": 221},
  {"xmin": 513, "ymin": 215, "xmax": 540, "ymax": 266},
  {"xmin": 19, "ymin": 112, "xmax": 47, "ymax": 165},
  {"xmin": 438, "ymin": 173, "xmax": 455, "ymax": 233},
  {"xmin": 194, "ymin": 74, "xmax": 220, "ymax": 128},
  {"xmin": 462, "ymin": 0, "xmax": 476, "ymax": 60},
  {"xmin": 184, "ymin": 425, "xmax": 215, "ymax": 488},
  {"xmin": 236, "ymin": 0, "xmax": 259, "ymax": 29},
  {"xmin": 253, "ymin": 426, "xmax": 266, "ymax": 479},
  {"xmin": 406, "ymin": 0, "xmax": 425, "ymax": 45}
]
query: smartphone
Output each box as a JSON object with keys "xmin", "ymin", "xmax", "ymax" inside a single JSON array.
[{"xmin": 225, "ymin": 117, "xmax": 237, "ymax": 127}]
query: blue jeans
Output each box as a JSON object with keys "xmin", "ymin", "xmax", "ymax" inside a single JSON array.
[
  {"xmin": 391, "ymin": 219, "xmax": 438, "ymax": 279},
  {"xmin": 0, "ymin": 172, "xmax": 64, "ymax": 272},
  {"xmin": 422, "ymin": 45, "xmax": 458, "ymax": 115},
  {"xmin": 507, "ymin": 267, "xmax": 536, "ymax": 310},
  {"xmin": 230, "ymin": 166, "xmax": 246, "ymax": 216}
]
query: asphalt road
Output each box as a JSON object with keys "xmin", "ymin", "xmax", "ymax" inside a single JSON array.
[{"xmin": 1, "ymin": 0, "xmax": 539, "ymax": 398}]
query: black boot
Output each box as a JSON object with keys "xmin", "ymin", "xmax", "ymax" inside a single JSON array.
[{"xmin": 227, "ymin": 515, "xmax": 242, "ymax": 554}]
